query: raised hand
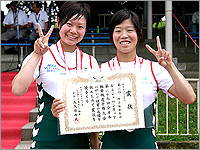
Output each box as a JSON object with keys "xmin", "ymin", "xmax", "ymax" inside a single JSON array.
[
  {"xmin": 34, "ymin": 23, "xmax": 54, "ymax": 56},
  {"xmin": 145, "ymin": 36, "xmax": 172, "ymax": 68}
]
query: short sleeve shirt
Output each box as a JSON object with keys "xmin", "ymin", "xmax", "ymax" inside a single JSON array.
[
  {"xmin": 3, "ymin": 9, "xmax": 28, "ymax": 26},
  {"xmin": 28, "ymin": 10, "xmax": 48, "ymax": 30},
  {"xmin": 100, "ymin": 56, "xmax": 174, "ymax": 109},
  {"xmin": 22, "ymin": 40, "xmax": 99, "ymax": 98}
]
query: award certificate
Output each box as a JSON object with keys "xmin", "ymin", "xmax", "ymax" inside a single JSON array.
[{"xmin": 58, "ymin": 73, "xmax": 144, "ymax": 134}]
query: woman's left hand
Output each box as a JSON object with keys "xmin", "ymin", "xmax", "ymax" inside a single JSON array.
[
  {"xmin": 145, "ymin": 36, "xmax": 172, "ymax": 68},
  {"xmin": 51, "ymin": 99, "xmax": 65, "ymax": 118}
]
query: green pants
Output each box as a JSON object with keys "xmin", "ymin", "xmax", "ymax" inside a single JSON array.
[
  {"xmin": 101, "ymin": 128, "xmax": 157, "ymax": 149},
  {"xmin": 31, "ymin": 133, "xmax": 90, "ymax": 149}
]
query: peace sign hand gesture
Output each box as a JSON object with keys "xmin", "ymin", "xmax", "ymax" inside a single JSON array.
[
  {"xmin": 34, "ymin": 23, "xmax": 54, "ymax": 56},
  {"xmin": 145, "ymin": 36, "xmax": 172, "ymax": 68}
]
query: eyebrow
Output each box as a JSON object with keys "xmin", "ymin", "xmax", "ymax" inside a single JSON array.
[
  {"xmin": 67, "ymin": 19, "xmax": 85, "ymax": 24},
  {"xmin": 115, "ymin": 26, "xmax": 134, "ymax": 29}
]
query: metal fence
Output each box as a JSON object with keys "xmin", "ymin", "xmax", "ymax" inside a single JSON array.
[{"xmin": 156, "ymin": 78, "xmax": 199, "ymax": 136}]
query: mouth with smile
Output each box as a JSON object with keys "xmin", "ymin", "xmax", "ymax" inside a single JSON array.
[
  {"xmin": 66, "ymin": 34, "xmax": 78, "ymax": 40},
  {"xmin": 120, "ymin": 40, "xmax": 131, "ymax": 46}
]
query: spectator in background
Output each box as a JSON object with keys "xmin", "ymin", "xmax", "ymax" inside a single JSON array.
[
  {"xmin": 1, "ymin": 1, "xmax": 28, "ymax": 54},
  {"xmin": 27, "ymin": 1, "xmax": 49, "ymax": 51},
  {"xmin": 173, "ymin": 2, "xmax": 185, "ymax": 27},
  {"xmin": 190, "ymin": 11, "xmax": 199, "ymax": 33},
  {"xmin": 1, "ymin": 10, "xmax": 6, "ymax": 33}
]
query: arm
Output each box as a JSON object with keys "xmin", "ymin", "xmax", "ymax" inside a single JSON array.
[
  {"xmin": 12, "ymin": 52, "xmax": 41, "ymax": 96},
  {"xmin": 164, "ymin": 63, "xmax": 196, "ymax": 104},
  {"xmin": 146, "ymin": 36, "xmax": 196, "ymax": 104},
  {"xmin": 18, "ymin": 24, "xmax": 27, "ymax": 29},
  {"xmin": 89, "ymin": 132, "xmax": 99, "ymax": 149},
  {"xmin": 5, "ymin": 24, "xmax": 14, "ymax": 29},
  {"xmin": 12, "ymin": 23, "xmax": 54, "ymax": 96},
  {"xmin": 44, "ymin": 22, "xmax": 49, "ymax": 35}
]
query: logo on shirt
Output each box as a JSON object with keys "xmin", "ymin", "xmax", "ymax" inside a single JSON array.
[
  {"xmin": 44, "ymin": 64, "xmax": 59, "ymax": 72},
  {"xmin": 142, "ymin": 76, "xmax": 153, "ymax": 84},
  {"xmin": 143, "ymin": 76, "xmax": 147, "ymax": 80},
  {"xmin": 83, "ymin": 68, "xmax": 88, "ymax": 72}
]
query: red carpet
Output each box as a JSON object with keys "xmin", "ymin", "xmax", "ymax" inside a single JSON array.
[{"xmin": 1, "ymin": 72, "xmax": 37, "ymax": 149}]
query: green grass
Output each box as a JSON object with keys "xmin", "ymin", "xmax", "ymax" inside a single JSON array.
[
  {"xmin": 98, "ymin": 90, "xmax": 199, "ymax": 142},
  {"xmin": 156, "ymin": 90, "xmax": 199, "ymax": 141}
]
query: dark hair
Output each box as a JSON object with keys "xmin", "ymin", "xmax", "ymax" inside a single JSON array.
[
  {"xmin": 34, "ymin": 1, "xmax": 42, "ymax": 8},
  {"xmin": 10, "ymin": 1, "xmax": 18, "ymax": 7},
  {"xmin": 109, "ymin": 9, "xmax": 143, "ymax": 48},
  {"xmin": 57, "ymin": 1, "xmax": 91, "ymax": 41},
  {"xmin": 6, "ymin": 3, "xmax": 11, "ymax": 9}
]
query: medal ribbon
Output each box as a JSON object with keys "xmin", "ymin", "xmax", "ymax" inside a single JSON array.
[{"xmin": 57, "ymin": 40, "xmax": 83, "ymax": 73}]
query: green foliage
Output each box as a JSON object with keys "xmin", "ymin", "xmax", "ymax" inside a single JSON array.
[{"xmin": 97, "ymin": 90, "xmax": 199, "ymax": 142}]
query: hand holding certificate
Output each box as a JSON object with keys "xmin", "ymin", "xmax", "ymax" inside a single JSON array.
[{"xmin": 58, "ymin": 72, "xmax": 145, "ymax": 135}]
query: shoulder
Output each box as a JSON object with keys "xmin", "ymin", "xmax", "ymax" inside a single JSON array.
[
  {"xmin": 42, "ymin": 11, "xmax": 48, "ymax": 15},
  {"xmin": 150, "ymin": 60, "xmax": 170, "ymax": 78},
  {"xmin": 40, "ymin": 10, "xmax": 48, "ymax": 16},
  {"xmin": 150, "ymin": 60, "xmax": 163, "ymax": 69},
  {"xmin": 138, "ymin": 56, "xmax": 160, "ymax": 68},
  {"xmin": 19, "ymin": 9, "xmax": 26, "ymax": 14},
  {"xmin": 99, "ymin": 58, "xmax": 113, "ymax": 70},
  {"xmin": 28, "ymin": 13, "xmax": 34, "ymax": 19},
  {"xmin": 48, "ymin": 43, "xmax": 57, "ymax": 53},
  {"xmin": 81, "ymin": 51, "xmax": 91, "ymax": 57},
  {"xmin": 29, "ymin": 12, "xmax": 34, "ymax": 16},
  {"xmin": 6, "ymin": 11, "xmax": 12, "ymax": 16},
  {"xmin": 82, "ymin": 51, "xmax": 97, "ymax": 63}
]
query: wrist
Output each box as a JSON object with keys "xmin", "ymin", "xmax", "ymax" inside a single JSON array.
[
  {"xmin": 164, "ymin": 62, "xmax": 175, "ymax": 71},
  {"xmin": 33, "ymin": 51, "xmax": 43, "ymax": 58}
]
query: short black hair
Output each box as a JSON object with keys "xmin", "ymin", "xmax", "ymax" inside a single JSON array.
[
  {"xmin": 57, "ymin": 1, "xmax": 91, "ymax": 41},
  {"xmin": 34, "ymin": 1, "xmax": 42, "ymax": 8},
  {"xmin": 109, "ymin": 9, "xmax": 143, "ymax": 48},
  {"xmin": 58, "ymin": 1, "xmax": 90, "ymax": 28},
  {"xmin": 10, "ymin": 1, "xmax": 18, "ymax": 7}
]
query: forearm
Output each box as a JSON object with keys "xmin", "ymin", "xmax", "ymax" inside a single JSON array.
[
  {"xmin": 18, "ymin": 25, "xmax": 27, "ymax": 29},
  {"xmin": 165, "ymin": 62, "xmax": 196, "ymax": 104},
  {"xmin": 89, "ymin": 132, "xmax": 99, "ymax": 149},
  {"xmin": 5, "ymin": 24, "xmax": 13, "ymax": 29},
  {"xmin": 12, "ymin": 52, "xmax": 42, "ymax": 96},
  {"xmin": 44, "ymin": 22, "xmax": 48, "ymax": 32}
]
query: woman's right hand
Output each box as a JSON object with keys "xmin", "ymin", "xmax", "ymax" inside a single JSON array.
[
  {"xmin": 34, "ymin": 23, "xmax": 54, "ymax": 56},
  {"xmin": 51, "ymin": 99, "xmax": 65, "ymax": 118}
]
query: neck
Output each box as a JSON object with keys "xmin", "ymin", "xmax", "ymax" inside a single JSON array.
[
  {"xmin": 117, "ymin": 50, "xmax": 136, "ymax": 62},
  {"xmin": 36, "ymin": 10, "xmax": 40, "ymax": 15},
  {"xmin": 13, "ymin": 9, "xmax": 17, "ymax": 13},
  {"xmin": 61, "ymin": 40, "xmax": 76, "ymax": 53}
]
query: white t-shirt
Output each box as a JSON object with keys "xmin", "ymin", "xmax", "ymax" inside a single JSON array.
[
  {"xmin": 28, "ymin": 10, "xmax": 48, "ymax": 30},
  {"xmin": 99, "ymin": 55, "xmax": 174, "ymax": 110},
  {"xmin": 192, "ymin": 11, "xmax": 199, "ymax": 24},
  {"xmin": 22, "ymin": 40, "xmax": 98, "ymax": 98},
  {"xmin": 3, "ymin": 8, "xmax": 28, "ymax": 26}
]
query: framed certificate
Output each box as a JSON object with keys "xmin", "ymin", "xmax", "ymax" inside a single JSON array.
[{"xmin": 58, "ymin": 73, "xmax": 144, "ymax": 135}]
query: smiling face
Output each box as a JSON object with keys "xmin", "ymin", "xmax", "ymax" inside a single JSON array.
[
  {"xmin": 32, "ymin": 3, "xmax": 40, "ymax": 14},
  {"xmin": 113, "ymin": 18, "xmax": 138, "ymax": 54},
  {"xmin": 58, "ymin": 15, "xmax": 86, "ymax": 51}
]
